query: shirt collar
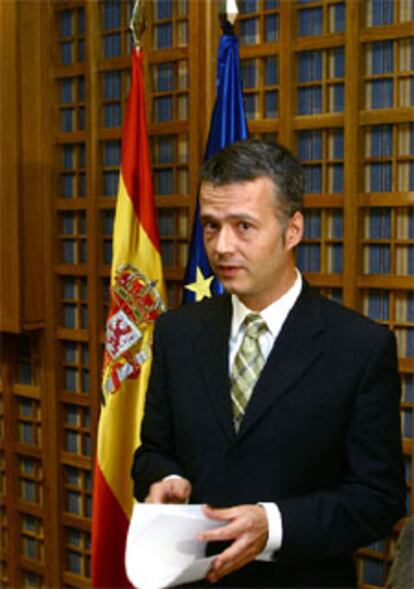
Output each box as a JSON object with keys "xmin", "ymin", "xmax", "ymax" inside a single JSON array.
[{"xmin": 231, "ymin": 270, "xmax": 303, "ymax": 339}]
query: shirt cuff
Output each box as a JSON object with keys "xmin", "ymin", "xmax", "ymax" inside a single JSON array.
[{"xmin": 256, "ymin": 502, "xmax": 283, "ymax": 561}]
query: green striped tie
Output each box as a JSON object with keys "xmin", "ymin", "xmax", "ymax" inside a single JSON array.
[{"xmin": 230, "ymin": 314, "xmax": 268, "ymax": 431}]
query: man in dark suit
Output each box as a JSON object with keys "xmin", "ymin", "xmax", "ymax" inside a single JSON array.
[{"xmin": 131, "ymin": 139, "xmax": 405, "ymax": 587}]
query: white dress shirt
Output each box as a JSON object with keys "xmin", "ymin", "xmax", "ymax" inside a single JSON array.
[{"xmin": 229, "ymin": 270, "xmax": 303, "ymax": 559}]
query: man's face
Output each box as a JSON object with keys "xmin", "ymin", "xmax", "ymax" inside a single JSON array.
[{"xmin": 200, "ymin": 177, "xmax": 303, "ymax": 311}]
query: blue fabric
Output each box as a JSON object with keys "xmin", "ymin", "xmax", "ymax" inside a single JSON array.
[{"xmin": 182, "ymin": 26, "xmax": 248, "ymax": 304}]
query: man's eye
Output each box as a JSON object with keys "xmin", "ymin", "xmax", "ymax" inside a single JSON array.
[
  {"xmin": 203, "ymin": 221, "xmax": 218, "ymax": 231},
  {"xmin": 238, "ymin": 222, "xmax": 251, "ymax": 232}
]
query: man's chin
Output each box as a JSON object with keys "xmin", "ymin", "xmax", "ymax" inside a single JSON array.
[{"xmin": 218, "ymin": 279, "xmax": 242, "ymax": 296}]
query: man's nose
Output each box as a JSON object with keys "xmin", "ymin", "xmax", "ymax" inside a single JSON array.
[{"xmin": 215, "ymin": 225, "xmax": 235, "ymax": 254}]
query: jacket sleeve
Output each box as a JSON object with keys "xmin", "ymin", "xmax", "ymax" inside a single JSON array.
[
  {"xmin": 131, "ymin": 315, "xmax": 184, "ymax": 501},
  {"xmin": 277, "ymin": 328, "xmax": 406, "ymax": 564}
]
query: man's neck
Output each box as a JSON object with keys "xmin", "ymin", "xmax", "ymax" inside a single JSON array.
[{"xmin": 238, "ymin": 268, "xmax": 300, "ymax": 312}]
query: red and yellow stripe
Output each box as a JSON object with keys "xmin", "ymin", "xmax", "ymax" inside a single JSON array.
[{"xmin": 92, "ymin": 48, "xmax": 165, "ymax": 588}]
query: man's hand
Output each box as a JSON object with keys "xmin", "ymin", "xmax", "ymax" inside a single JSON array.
[
  {"xmin": 199, "ymin": 504, "xmax": 268, "ymax": 583},
  {"xmin": 145, "ymin": 478, "xmax": 192, "ymax": 504}
]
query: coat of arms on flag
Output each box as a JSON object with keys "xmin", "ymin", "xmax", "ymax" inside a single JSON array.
[{"xmin": 102, "ymin": 263, "xmax": 165, "ymax": 399}]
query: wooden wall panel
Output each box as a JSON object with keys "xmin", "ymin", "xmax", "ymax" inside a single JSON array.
[
  {"xmin": 0, "ymin": 0, "xmax": 22, "ymax": 332},
  {"xmin": 19, "ymin": 1, "xmax": 48, "ymax": 329},
  {"xmin": 0, "ymin": 0, "xmax": 47, "ymax": 333}
]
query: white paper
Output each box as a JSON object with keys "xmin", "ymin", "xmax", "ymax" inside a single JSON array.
[{"xmin": 125, "ymin": 503, "xmax": 225, "ymax": 589}]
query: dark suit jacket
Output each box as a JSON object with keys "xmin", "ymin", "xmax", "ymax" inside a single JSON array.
[{"xmin": 132, "ymin": 284, "xmax": 406, "ymax": 587}]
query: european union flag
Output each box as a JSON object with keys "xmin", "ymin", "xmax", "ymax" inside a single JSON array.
[{"xmin": 182, "ymin": 22, "xmax": 248, "ymax": 304}]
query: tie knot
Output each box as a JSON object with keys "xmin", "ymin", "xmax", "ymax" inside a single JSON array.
[{"xmin": 243, "ymin": 314, "xmax": 267, "ymax": 339}]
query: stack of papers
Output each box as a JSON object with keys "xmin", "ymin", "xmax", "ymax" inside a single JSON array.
[{"xmin": 125, "ymin": 503, "xmax": 225, "ymax": 589}]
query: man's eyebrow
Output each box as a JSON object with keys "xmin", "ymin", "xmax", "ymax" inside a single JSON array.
[
  {"xmin": 200, "ymin": 214, "xmax": 216, "ymax": 223},
  {"xmin": 200, "ymin": 213, "xmax": 257, "ymax": 223}
]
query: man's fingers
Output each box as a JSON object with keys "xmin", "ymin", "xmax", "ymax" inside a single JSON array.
[
  {"xmin": 212, "ymin": 536, "xmax": 250, "ymax": 566},
  {"xmin": 208, "ymin": 538, "xmax": 256, "ymax": 582},
  {"xmin": 145, "ymin": 481, "xmax": 165, "ymax": 503},
  {"xmin": 145, "ymin": 478, "xmax": 191, "ymax": 504},
  {"xmin": 199, "ymin": 519, "xmax": 239, "ymax": 542},
  {"xmin": 172, "ymin": 478, "xmax": 191, "ymax": 501},
  {"xmin": 201, "ymin": 504, "xmax": 269, "ymax": 582},
  {"xmin": 200, "ymin": 504, "xmax": 239, "ymax": 537},
  {"xmin": 203, "ymin": 504, "xmax": 238, "ymax": 520}
]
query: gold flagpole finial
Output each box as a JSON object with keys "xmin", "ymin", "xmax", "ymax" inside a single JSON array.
[
  {"xmin": 219, "ymin": 0, "xmax": 239, "ymax": 25},
  {"xmin": 130, "ymin": 0, "xmax": 146, "ymax": 49}
]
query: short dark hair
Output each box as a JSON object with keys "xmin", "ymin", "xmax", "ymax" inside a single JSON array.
[{"xmin": 200, "ymin": 139, "xmax": 304, "ymax": 219}]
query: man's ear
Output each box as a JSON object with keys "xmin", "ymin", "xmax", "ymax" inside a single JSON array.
[{"xmin": 285, "ymin": 211, "xmax": 304, "ymax": 250}]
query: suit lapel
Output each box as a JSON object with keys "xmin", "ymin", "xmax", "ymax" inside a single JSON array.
[
  {"xmin": 192, "ymin": 295, "xmax": 235, "ymax": 442},
  {"xmin": 190, "ymin": 286, "xmax": 326, "ymax": 442},
  {"xmin": 238, "ymin": 285, "xmax": 325, "ymax": 440}
]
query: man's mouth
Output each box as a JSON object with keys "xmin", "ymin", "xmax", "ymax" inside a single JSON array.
[{"xmin": 217, "ymin": 264, "xmax": 243, "ymax": 278}]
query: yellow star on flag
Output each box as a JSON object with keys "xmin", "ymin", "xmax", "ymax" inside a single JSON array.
[{"xmin": 184, "ymin": 267, "xmax": 214, "ymax": 302}]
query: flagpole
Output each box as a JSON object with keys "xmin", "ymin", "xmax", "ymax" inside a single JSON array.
[
  {"xmin": 219, "ymin": 0, "xmax": 239, "ymax": 25},
  {"xmin": 130, "ymin": 0, "xmax": 146, "ymax": 50}
]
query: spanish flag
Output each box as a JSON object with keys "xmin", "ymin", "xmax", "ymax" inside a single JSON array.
[{"xmin": 92, "ymin": 48, "xmax": 165, "ymax": 588}]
